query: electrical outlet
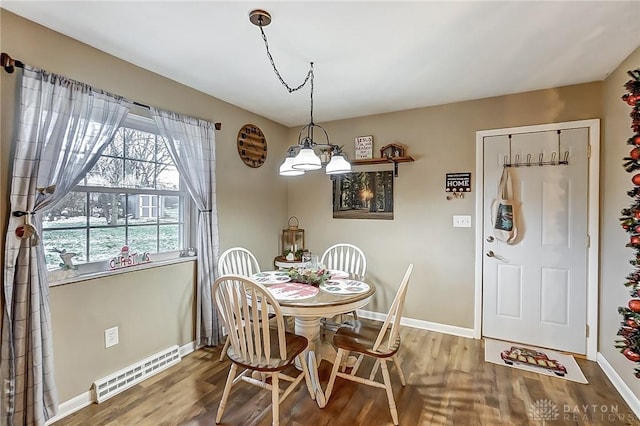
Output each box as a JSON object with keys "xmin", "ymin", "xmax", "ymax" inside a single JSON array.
[
  {"xmin": 453, "ymin": 215, "xmax": 472, "ymax": 228},
  {"xmin": 105, "ymin": 326, "xmax": 119, "ymax": 348}
]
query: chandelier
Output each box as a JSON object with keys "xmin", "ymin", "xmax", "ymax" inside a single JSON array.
[{"xmin": 249, "ymin": 9, "xmax": 351, "ymax": 176}]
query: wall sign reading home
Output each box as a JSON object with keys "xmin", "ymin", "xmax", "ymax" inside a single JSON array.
[
  {"xmin": 445, "ymin": 172, "xmax": 472, "ymax": 192},
  {"xmin": 332, "ymin": 171, "xmax": 393, "ymax": 220}
]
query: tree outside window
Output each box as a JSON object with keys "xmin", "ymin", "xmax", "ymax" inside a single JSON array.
[{"xmin": 42, "ymin": 115, "xmax": 189, "ymax": 269}]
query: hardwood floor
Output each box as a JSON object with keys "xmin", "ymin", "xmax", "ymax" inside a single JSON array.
[{"xmin": 54, "ymin": 323, "xmax": 640, "ymax": 425}]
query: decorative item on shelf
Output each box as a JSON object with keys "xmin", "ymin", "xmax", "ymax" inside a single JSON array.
[
  {"xmin": 380, "ymin": 143, "xmax": 406, "ymax": 159},
  {"xmin": 287, "ymin": 267, "xmax": 329, "ymax": 287},
  {"xmin": 180, "ymin": 247, "xmax": 197, "ymax": 257},
  {"xmin": 282, "ymin": 248, "xmax": 304, "ymax": 261},
  {"xmin": 350, "ymin": 143, "xmax": 414, "ymax": 177},
  {"xmin": 355, "ymin": 135, "xmax": 373, "ymax": 159},
  {"xmin": 53, "ymin": 247, "xmax": 78, "ymax": 270},
  {"xmin": 248, "ymin": 9, "xmax": 351, "ymax": 177},
  {"xmin": 109, "ymin": 245, "xmax": 151, "ymax": 270},
  {"xmin": 237, "ymin": 124, "xmax": 267, "ymax": 168},
  {"xmin": 281, "ymin": 216, "xmax": 305, "ymax": 260},
  {"xmin": 615, "ymin": 67, "xmax": 640, "ymax": 378}
]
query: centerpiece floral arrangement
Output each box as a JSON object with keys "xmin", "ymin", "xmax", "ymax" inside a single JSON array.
[{"xmin": 288, "ymin": 267, "xmax": 329, "ymax": 287}]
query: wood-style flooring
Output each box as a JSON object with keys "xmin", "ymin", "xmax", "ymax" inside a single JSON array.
[{"xmin": 53, "ymin": 322, "xmax": 640, "ymax": 425}]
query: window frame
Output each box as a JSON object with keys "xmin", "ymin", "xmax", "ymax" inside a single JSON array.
[{"xmin": 43, "ymin": 112, "xmax": 195, "ymax": 281}]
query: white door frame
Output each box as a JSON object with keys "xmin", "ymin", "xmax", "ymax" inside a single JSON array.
[{"xmin": 474, "ymin": 119, "xmax": 600, "ymax": 361}]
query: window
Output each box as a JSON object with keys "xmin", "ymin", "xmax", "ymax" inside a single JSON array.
[{"xmin": 42, "ymin": 114, "xmax": 190, "ymax": 270}]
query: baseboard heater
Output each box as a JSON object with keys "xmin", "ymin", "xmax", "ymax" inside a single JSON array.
[{"xmin": 92, "ymin": 345, "xmax": 181, "ymax": 403}]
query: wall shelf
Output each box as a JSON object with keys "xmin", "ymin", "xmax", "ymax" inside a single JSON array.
[{"xmin": 351, "ymin": 156, "xmax": 414, "ymax": 177}]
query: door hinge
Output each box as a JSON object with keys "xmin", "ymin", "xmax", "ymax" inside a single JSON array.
[
  {"xmin": 586, "ymin": 324, "xmax": 590, "ymax": 338},
  {"xmin": 586, "ymin": 234, "xmax": 590, "ymax": 248},
  {"xmin": 587, "ymin": 144, "xmax": 591, "ymax": 158}
]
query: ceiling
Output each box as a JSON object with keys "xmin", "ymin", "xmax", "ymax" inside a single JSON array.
[{"xmin": 2, "ymin": 1, "xmax": 640, "ymax": 127}]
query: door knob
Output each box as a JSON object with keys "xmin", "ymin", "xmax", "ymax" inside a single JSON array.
[
  {"xmin": 486, "ymin": 236, "xmax": 495, "ymax": 242},
  {"xmin": 486, "ymin": 250, "xmax": 495, "ymax": 257}
]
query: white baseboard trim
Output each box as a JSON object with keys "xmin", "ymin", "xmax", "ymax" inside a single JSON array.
[
  {"xmin": 46, "ymin": 340, "xmax": 196, "ymax": 424},
  {"xmin": 597, "ymin": 352, "xmax": 640, "ymax": 419},
  {"xmin": 45, "ymin": 391, "xmax": 93, "ymax": 425},
  {"xmin": 179, "ymin": 340, "xmax": 196, "ymax": 357},
  {"xmin": 357, "ymin": 309, "xmax": 475, "ymax": 339}
]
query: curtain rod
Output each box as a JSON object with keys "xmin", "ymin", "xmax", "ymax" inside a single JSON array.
[{"xmin": 1, "ymin": 52, "xmax": 222, "ymax": 131}]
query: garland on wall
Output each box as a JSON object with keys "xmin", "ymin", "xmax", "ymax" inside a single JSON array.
[{"xmin": 616, "ymin": 67, "xmax": 640, "ymax": 376}]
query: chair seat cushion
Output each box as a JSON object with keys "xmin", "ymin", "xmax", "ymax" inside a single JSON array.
[
  {"xmin": 333, "ymin": 320, "xmax": 400, "ymax": 358},
  {"xmin": 227, "ymin": 330, "xmax": 308, "ymax": 372}
]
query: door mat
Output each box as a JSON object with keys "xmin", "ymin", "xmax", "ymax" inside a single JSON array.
[{"xmin": 484, "ymin": 338, "xmax": 588, "ymax": 384}]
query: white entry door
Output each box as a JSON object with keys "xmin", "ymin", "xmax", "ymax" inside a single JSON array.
[{"xmin": 482, "ymin": 127, "xmax": 589, "ymax": 354}]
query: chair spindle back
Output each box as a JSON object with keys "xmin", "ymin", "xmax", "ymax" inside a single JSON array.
[
  {"xmin": 213, "ymin": 275, "xmax": 287, "ymax": 363},
  {"xmin": 218, "ymin": 247, "xmax": 261, "ymax": 277},
  {"xmin": 321, "ymin": 243, "xmax": 366, "ymax": 279}
]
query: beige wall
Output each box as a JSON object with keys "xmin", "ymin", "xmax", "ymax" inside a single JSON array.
[
  {"xmin": 3, "ymin": 5, "xmax": 640, "ymax": 408},
  {"xmin": 287, "ymin": 83, "xmax": 602, "ymax": 328},
  {"xmin": 601, "ymin": 45, "xmax": 640, "ymax": 397},
  {"xmin": 0, "ymin": 10, "xmax": 290, "ymax": 401},
  {"xmin": 49, "ymin": 263, "xmax": 196, "ymax": 399}
]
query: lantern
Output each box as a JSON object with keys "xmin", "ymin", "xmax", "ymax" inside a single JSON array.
[{"xmin": 281, "ymin": 216, "xmax": 305, "ymax": 258}]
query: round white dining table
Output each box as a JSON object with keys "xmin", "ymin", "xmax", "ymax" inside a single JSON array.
[{"xmin": 261, "ymin": 272, "xmax": 375, "ymax": 408}]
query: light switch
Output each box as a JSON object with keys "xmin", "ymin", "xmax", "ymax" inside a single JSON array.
[
  {"xmin": 105, "ymin": 326, "xmax": 119, "ymax": 348},
  {"xmin": 453, "ymin": 215, "xmax": 472, "ymax": 228}
]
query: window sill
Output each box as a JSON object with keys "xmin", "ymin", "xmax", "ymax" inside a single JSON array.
[{"xmin": 48, "ymin": 253, "xmax": 197, "ymax": 287}]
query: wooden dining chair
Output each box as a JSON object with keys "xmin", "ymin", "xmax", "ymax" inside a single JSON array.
[
  {"xmin": 320, "ymin": 243, "xmax": 367, "ymax": 280},
  {"xmin": 212, "ymin": 275, "xmax": 315, "ymax": 426},
  {"xmin": 320, "ymin": 243, "xmax": 367, "ymax": 333},
  {"xmin": 324, "ymin": 264, "xmax": 413, "ymax": 426},
  {"xmin": 218, "ymin": 246, "xmax": 261, "ymax": 277},
  {"xmin": 217, "ymin": 247, "xmax": 263, "ymax": 361}
]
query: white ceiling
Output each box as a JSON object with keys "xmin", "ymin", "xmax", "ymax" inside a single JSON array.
[{"xmin": 3, "ymin": 1, "xmax": 640, "ymax": 127}]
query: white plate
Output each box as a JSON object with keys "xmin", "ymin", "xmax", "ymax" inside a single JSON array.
[
  {"xmin": 319, "ymin": 279, "xmax": 370, "ymax": 294},
  {"xmin": 251, "ymin": 271, "xmax": 292, "ymax": 285}
]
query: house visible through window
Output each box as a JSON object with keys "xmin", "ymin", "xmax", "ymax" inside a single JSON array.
[{"xmin": 42, "ymin": 114, "xmax": 190, "ymax": 270}]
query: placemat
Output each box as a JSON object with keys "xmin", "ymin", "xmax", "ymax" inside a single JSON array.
[
  {"xmin": 320, "ymin": 279, "xmax": 370, "ymax": 294},
  {"xmin": 251, "ymin": 271, "xmax": 291, "ymax": 285},
  {"xmin": 268, "ymin": 282, "xmax": 319, "ymax": 300}
]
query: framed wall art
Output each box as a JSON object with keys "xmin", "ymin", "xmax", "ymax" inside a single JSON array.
[
  {"xmin": 332, "ymin": 171, "xmax": 393, "ymax": 220},
  {"xmin": 354, "ymin": 135, "xmax": 373, "ymax": 159}
]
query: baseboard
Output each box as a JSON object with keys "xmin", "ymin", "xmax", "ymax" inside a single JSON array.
[
  {"xmin": 597, "ymin": 352, "xmax": 640, "ymax": 419},
  {"xmin": 46, "ymin": 340, "xmax": 196, "ymax": 424},
  {"xmin": 45, "ymin": 391, "xmax": 93, "ymax": 425},
  {"xmin": 357, "ymin": 309, "xmax": 475, "ymax": 339},
  {"xmin": 179, "ymin": 340, "xmax": 196, "ymax": 357}
]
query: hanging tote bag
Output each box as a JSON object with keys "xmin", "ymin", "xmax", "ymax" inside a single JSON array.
[{"xmin": 491, "ymin": 167, "xmax": 518, "ymax": 244}]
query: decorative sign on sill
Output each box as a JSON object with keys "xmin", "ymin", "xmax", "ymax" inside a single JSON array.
[
  {"xmin": 109, "ymin": 245, "xmax": 151, "ymax": 270},
  {"xmin": 445, "ymin": 172, "xmax": 472, "ymax": 193},
  {"xmin": 355, "ymin": 135, "xmax": 373, "ymax": 159}
]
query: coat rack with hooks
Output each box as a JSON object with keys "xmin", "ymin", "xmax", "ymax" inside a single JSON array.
[{"xmin": 502, "ymin": 130, "xmax": 569, "ymax": 168}]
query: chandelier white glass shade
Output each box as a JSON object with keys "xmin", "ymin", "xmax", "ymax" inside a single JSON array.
[
  {"xmin": 291, "ymin": 139, "xmax": 322, "ymax": 171},
  {"xmin": 325, "ymin": 153, "xmax": 351, "ymax": 175},
  {"xmin": 280, "ymin": 123, "xmax": 351, "ymax": 175},
  {"xmin": 250, "ymin": 9, "xmax": 351, "ymax": 177},
  {"xmin": 279, "ymin": 149, "xmax": 305, "ymax": 176}
]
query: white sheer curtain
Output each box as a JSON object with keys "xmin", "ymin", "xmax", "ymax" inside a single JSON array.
[
  {"xmin": 150, "ymin": 108, "xmax": 221, "ymax": 346},
  {"xmin": 1, "ymin": 65, "xmax": 130, "ymax": 425}
]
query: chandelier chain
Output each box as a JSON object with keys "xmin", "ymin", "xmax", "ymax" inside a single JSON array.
[{"xmin": 259, "ymin": 24, "xmax": 314, "ymax": 93}]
